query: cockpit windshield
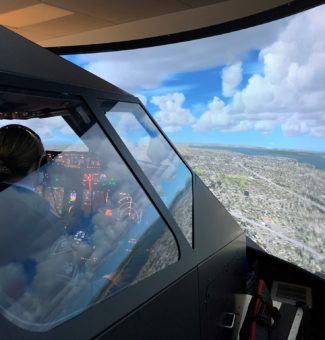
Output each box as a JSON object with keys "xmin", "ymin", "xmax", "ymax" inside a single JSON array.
[
  {"xmin": 0, "ymin": 88, "xmax": 179, "ymax": 331},
  {"xmin": 102, "ymin": 100, "xmax": 193, "ymax": 246}
]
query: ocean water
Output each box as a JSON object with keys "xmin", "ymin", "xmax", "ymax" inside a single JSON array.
[{"xmin": 190, "ymin": 145, "xmax": 325, "ymax": 171}]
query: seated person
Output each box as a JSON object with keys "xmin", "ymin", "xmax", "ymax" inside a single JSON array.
[
  {"xmin": 0, "ymin": 124, "xmax": 63, "ymax": 266},
  {"xmin": 0, "ymin": 124, "xmax": 90, "ymax": 330}
]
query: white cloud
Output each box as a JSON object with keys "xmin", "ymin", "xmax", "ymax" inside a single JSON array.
[
  {"xmin": 151, "ymin": 93, "xmax": 195, "ymax": 132},
  {"xmin": 254, "ymin": 120, "xmax": 277, "ymax": 134},
  {"xmin": 222, "ymin": 62, "xmax": 242, "ymax": 97},
  {"xmin": 73, "ymin": 19, "xmax": 285, "ymax": 92},
  {"xmin": 195, "ymin": 5, "xmax": 325, "ymax": 137},
  {"xmin": 193, "ymin": 96, "xmax": 228, "ymax": 131},
  {"xmin": 0, "ymin": 117, "xmax": 75, "ymax": 141}
]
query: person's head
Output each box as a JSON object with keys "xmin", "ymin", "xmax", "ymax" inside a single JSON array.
[{"xmin": 0, "ymin": 124, "xmax": 45, "ymax": 183}]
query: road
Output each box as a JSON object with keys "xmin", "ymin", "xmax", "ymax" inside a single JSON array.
[
  {"xmin": 230, "ymin": 209, "xmax": 325, "ymax": 261},
  {"xmin": 238, "ymin": 163, "xmax": 325, "ymax": 213}
]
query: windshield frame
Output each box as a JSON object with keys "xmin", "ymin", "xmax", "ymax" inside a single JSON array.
[{"xmin": 0, "ymin": 71, "xmax": 197, "ymax": 339}]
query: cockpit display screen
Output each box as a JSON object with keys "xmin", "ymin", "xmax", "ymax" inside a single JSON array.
[{"xmin": 41, "ymin": 151, "xmax": 114, "ymax": 218}]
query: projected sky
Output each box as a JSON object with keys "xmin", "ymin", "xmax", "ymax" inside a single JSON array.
[{"xmin": 65, "ymin": 5, "xmax": 325, "ymax": 152}]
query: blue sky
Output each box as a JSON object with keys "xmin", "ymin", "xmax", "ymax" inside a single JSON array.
[{"xmin": 64, "ymin": 5, "xmax": 325, "ymax": 152}]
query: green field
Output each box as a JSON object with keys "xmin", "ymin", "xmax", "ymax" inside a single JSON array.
[{"xmin": 223, "ymin": 174, "xmax": 249, "ymax": 188}]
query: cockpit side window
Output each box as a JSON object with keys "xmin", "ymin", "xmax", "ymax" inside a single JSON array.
[
  {"xmin": 101, "ymin": 100, "xmax": 193, "ymax": 247},
  {"xmin": 0, "ymin": 88, "xmax": 179, "ymax": 331}
]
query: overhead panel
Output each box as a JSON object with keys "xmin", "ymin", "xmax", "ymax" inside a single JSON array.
[
  {"xmin": 20, "ymin": 13, "xmax": 112, "ymax": 38},
  {"xmin": 0, "ymin": 0, "xmax": 320, "ymax": 49},
  {"xmin": 0, "ymin": 3, "xmax": 73, "ymax": 28},
  {"xmin": 38, "ymin": 0, "xmax": 288, "ymax": 47},
  {"xmin": 0, "ymin": 0, "xmax": 38, "ymax": 14},
  {"xmin": 42, "ymin": 0, "xmax": 189, "ymax": 23},
  {"xmin": 8, "ymin": 26, "xmax": 55, "ymax": 41}
]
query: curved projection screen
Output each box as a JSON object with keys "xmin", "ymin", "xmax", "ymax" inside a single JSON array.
[{"xmin": 65, "ymin": 4, "xmax": 325, "ymax": 275}]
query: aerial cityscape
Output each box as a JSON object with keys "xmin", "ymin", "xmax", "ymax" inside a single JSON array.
[
  {"xmin": 178, "ymin": 144, "xmax": 325, "ymax": 274},
  {"xmin": 60, "ymin": 5, "xmax": 325, "ymax": 276}
]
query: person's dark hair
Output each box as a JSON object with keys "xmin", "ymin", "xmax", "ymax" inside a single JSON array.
[{"xmin": 0, "ymin": 124, "xmax": 45, "ymax": 182}]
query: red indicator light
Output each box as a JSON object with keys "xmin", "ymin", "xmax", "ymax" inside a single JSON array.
[{"xmin": 105, "ymin": 209, "xmax": 112, "ymax": 216}]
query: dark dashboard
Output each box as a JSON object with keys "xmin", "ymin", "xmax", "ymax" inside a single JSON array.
[{"xmin": 40, "ymin": 150, "xmax": 115, "ymax": 219}]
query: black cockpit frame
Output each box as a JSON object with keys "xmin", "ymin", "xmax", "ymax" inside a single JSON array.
[
  {"xmin": 0, "ymin": 70, "xmax": 198, "ymax": 340},
  {"xmin": 0, "ymin": 24, "xmax": 245, "ymax": 339}
]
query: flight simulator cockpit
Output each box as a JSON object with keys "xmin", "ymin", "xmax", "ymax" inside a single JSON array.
[
  {"xmin": 0, "ymin": 86, "xmax": 196, "ymax": 331},
  {"xmin": 3, "ymin": 21, "xmax": 325, "ymax": 340},
  {"xmin": 0, "ymin": 25, "xmax": 247, "ymax": 340}
]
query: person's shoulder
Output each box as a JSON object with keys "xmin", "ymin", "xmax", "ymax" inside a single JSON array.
[{"xmin": 1, "ymin": 184, "xmax": 49, "ymax": 209}]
